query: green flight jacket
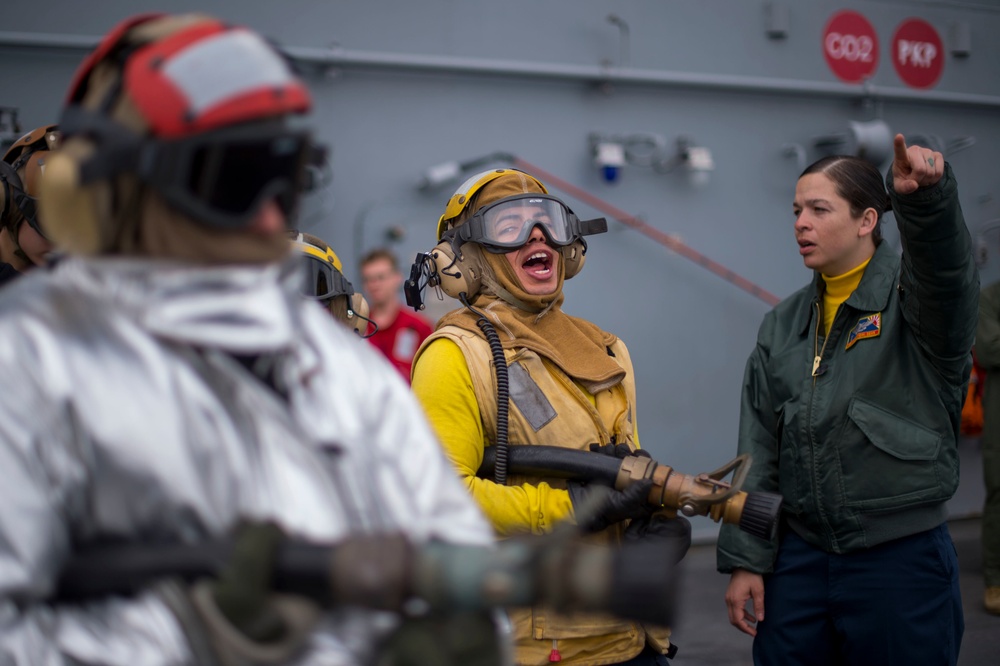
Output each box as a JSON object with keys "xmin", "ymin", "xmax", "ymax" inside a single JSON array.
[{"xmin": 718, "ymin": 164, "xmax": 979, "ymax": 573}]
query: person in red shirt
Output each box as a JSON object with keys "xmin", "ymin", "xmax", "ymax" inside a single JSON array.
[{"xmin": 361, "ymin": 247, "xmax": 433, "ymax": 382}]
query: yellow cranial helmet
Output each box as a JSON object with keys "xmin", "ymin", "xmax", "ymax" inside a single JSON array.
[
  {"xmin": 425, "ymin": 169, "xmax": 604, "ymax": 302},
  {"xmin": 289, "ymin": 230, "xmax": 371, "ymax": 335},
  {"xmin": 436, "ymin": 168, "xmax": 547, "ymax": 240},
  {"xmin": 294, "ymin": 231, "xmax": 344, "ymax": 274}
]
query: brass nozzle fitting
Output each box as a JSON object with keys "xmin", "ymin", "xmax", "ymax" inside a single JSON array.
[{"xmin": 615, "ymin": 455, "xmax": 753, "ymax": 527}]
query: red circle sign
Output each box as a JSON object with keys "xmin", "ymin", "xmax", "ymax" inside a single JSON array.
[
  {"xmin": 892, "ymin": 18, "xmax": 944, "ymax": 89},
  {"xmin": 822, "ymin": 10, "xmax": 879, "ymax": 83}
]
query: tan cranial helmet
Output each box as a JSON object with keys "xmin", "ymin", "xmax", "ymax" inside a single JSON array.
[
  {"xmin": 0, "ymin": 124, "xmax": 60, "ymax": 262},
  {"xmin": 428, "ymin": 168, "xmax": 602, "ymax": 302},
  {"xmin": 39, "ymin": 13, "xmax": 316, "ymax": 263}
]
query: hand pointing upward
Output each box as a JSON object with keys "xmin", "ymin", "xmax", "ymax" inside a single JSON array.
[{"xmin": 891, "ymin": 133, "xmax": 944, "ymax": 195}]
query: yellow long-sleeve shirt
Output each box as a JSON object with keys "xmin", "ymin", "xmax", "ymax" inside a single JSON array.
[
  {"xmin": 412, "ymin": 337, "xmax": 573, "ymax": 534},
  {"xmin": 412, "ymin": 337, "xmax": 640, "ymax": 536}
]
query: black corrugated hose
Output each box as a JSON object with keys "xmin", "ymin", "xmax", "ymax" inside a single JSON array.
[{"xmin": 460, "ymin": 293, "xmax": 509, "ymax": 485}]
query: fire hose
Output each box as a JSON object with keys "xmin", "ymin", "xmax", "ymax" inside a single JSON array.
[
  {"xmin": 55, "ymin": 531, "xmax": 682, "ymax": 627},
  {"xmin": 477, "ymin": 446, "xmax": 782, "ymax": 541}
]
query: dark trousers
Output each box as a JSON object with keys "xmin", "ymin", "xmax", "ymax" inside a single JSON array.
[
  {"xmin": 984, "ymin": 428, "xmax": 1000, "ymax": 587},
  {"xmin": 753, "ymin": 524, "xmax": 963, "ymax": 666}
]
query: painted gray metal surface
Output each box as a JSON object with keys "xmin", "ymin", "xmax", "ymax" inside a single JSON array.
[{"xmin": 2, "ymin": 1, "xmax": 998, "ymax": 542}]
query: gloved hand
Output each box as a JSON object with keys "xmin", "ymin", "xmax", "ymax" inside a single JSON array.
[
  {"xmin": 589, "ymin": 442, "xmax": 651, "ymax": 459},
  {"xmin": 624, "ymin": 512, "xmax": 692, "ymax": 565},
  {"xmin": 568, "ymin": 479, "xmax": 655, "ymax": 533},
  {"xmin": 208, "ymin": 522, "xmax": 288, "ymax": 641},
  {"xmin": 168, "ymin": 521, "xmax": 319, "ymax": 665}
]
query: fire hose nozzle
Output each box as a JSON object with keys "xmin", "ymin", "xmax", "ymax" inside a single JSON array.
[
  {"xmin": 476, "ymin": 446, "xmax": 782, "ymax": 541},
  {"xmin": 615, "ymin": 453, "xmax": 782, "ymax": 541}
]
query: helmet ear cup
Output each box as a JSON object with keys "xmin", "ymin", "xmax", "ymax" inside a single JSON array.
[
  {"xmin": 328, "ymin": 292, "xmax": 369, "ymax": 336},
  {"xmin": 561, "ymin": 240, "xmax": 587, "ymax": 280},
  {"xmin": 38, "ymin": 144, "xmax": 104, "ymax": 254},
  {"xmin": 347, "ymin": 292, "xmax": 370, "ymax": 336},
  {"xmin": 430, "ymin": 239, "xmax": 483, "ymax": 300}
]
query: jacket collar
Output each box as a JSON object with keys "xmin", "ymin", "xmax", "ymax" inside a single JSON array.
[{"xmin": 796, "ymin": 242, "xmax": 899, "ymax": 336}]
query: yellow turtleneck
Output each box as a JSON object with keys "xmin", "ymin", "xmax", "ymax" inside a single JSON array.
[{"xmin": 821, "ymin": 257, "xmax": 871, "ymax": 337}]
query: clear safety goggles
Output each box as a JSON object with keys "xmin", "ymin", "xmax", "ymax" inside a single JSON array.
[
  {"xmin": 298, "ymin": 253, "xmax": 355, "ymax": 303},
  {"xmin": 450, "ymin": 194, "xmax": 607, "ymax": 253}
]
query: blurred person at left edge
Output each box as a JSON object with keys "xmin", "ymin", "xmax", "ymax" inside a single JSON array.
[{"xmin": 0, "ymin": 12, "xmax": 491, "ymax": 665}]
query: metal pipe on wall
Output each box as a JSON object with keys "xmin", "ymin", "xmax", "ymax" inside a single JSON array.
[{"xmin": 2, "ymin": 31, "xmax": 1000, "ymax": 109}]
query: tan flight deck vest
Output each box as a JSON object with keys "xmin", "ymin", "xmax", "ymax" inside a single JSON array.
[{"xmin": 423, "ymin": 325, "xmax": 672, "ymax": 666}]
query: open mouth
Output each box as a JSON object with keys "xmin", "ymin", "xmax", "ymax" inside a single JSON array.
[{"xmin": 522, "ymin": 251, "xmax": 553, "ymax": 276}]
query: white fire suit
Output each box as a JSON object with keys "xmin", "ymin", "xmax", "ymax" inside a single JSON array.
[{"xmin": 0, "ymin": 255, "xmax": 493, "ymax": 664}]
